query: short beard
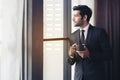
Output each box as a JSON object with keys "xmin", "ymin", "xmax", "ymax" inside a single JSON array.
[{"xmin": 75, "ymin": 20, "xmax": 84, "ymax": 27}]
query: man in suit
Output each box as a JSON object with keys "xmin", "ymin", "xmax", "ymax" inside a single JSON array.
[{"xmin": 67, "ymin": 5, "xmax": 112, "ymax": 80}]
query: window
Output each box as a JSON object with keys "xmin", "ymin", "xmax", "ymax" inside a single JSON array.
[
  {"xmin": 43, "ymin": 0, "xmax": 64, "ymax": 80},
  {"xmin": 43, "ymin": 0, "xmax": 95, "ymax": 80}
]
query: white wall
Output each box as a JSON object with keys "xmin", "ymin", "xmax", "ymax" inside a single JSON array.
[{"xmin": 0, "ymin": 0, "xmax": 24, "ymax": 80}]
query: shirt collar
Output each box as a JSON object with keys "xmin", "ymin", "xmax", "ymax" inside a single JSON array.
[{"xmin": 80, "ymin": 24, "xmax": 89, "ymax": 31}]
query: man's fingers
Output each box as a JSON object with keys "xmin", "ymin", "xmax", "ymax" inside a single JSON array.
[
  {"xmin": 72, "ymin": 43, "xmax": 77, "ymax": 47},
  {"xmin": 71, "ymin": 43, "xmax": 77, "ymax": 50}
]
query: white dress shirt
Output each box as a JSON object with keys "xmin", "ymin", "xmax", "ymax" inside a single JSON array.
[{"xmin": 79, "ymin": 24, "xmax": 89, "ymax": 40}]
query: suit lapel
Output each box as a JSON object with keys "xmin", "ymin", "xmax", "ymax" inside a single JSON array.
[
  {"xmin": 85, "ymin": 25, "xmax": 93, "ymax": 45},
  {"xmin": 76, "ymin": 29, "xmax": 80, "ymax": 45}
]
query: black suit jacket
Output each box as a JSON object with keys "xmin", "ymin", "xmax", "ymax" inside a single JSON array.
[{"xmin": 68, "ymin": 25, "xmax": 112, "ymax": 80}]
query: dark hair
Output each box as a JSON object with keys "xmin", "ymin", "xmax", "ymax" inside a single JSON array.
[{"xmin": 73, "ymin": 5, "xmax": 92, "ymax": 22}]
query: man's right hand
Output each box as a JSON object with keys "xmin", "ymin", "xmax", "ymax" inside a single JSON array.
[{"xmin": 69, "ymin": 43, "xmax": 77, "ymax": 57}]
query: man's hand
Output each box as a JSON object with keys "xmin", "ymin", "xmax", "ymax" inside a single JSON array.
[
  {"xmin": 76, "ymin": 46, "xmax": 89, "ymax": 58},
  {"xmin": 69, "ymin": 43, "xmax": 77, "ymax": 57}
]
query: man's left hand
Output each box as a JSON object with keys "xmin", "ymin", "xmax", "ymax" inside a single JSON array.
[{"xmin": 76, "ymin": 46, "xmax": 89, "ymax": 58}]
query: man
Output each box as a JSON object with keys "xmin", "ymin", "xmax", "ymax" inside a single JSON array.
[{"xmin": 67, "ymin": 5, "xmax": 112, "ymax": 80}]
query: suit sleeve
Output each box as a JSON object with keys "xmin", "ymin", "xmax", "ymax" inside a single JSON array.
[
  {"xmin": 89, "ymin": 29, "xmax": 112, "ymax": 61},
  {"xmin": 67, "ymin": 35, "xmax": 76, "ymax": 65},
  {"xmin": 67, "ymin": 56, "xmax": 76, "ymax": 65}
]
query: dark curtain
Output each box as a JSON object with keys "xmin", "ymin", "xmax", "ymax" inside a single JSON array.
[{"xmin": 95, "ymin": 0, "xmax": 120, "ymax": 80}]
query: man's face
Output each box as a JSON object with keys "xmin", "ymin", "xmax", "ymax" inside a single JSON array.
[{"xmin": 72, "ymin": 10, "xmax": 84, "ymax": 27}]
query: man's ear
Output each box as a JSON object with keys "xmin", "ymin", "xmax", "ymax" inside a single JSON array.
[{"xmin": 83, "ymin": 15, "xmax": 87, "ymax": 21}]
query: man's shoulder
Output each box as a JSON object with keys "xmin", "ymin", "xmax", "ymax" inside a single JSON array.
[
  {"xmin": 89, "ymin": 25, "xmax": 106, "ymax": 32},
  {"xmin": 71, "ymin": 29, "xmax": 79, "ymax": 35}
]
